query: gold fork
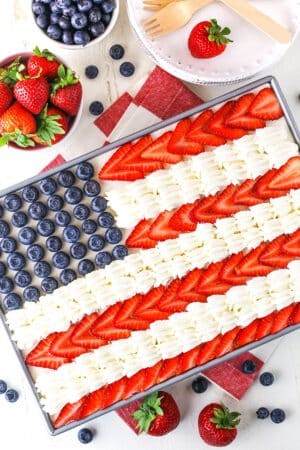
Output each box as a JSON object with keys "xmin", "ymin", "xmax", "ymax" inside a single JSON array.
[{"xmin": 143, "ymin": 0, "xmax": 180, "ymax": 10}]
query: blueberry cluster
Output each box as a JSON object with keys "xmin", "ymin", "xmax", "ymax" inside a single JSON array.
[
  {"xmin": 32, "ymin": 0, "xmax": 116, "ymax": 46},
  {"xmin": 0, "ymin": 379, "xmax": 19, "ymax": 403}
]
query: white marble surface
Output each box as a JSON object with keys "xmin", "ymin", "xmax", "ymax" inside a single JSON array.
[{"xmin": 1, "ymin": 1, "xmax": 300, "ymax": 449}]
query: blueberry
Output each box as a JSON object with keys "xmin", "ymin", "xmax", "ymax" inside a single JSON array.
[
  {"xmin": 0, "ymin": 237, "xmax": 17, "ymax": 253},
  {"xmin": 191, "ymin": 376, "xmax": 209, "ymax": 394},
  {"xmin": 18, "ymin": 227, "xmax": 37, "ymax": 245},
  {"xmin": 62, "ymin": 4, "xmax": 77, "ymax": 16},
  {"xmin": 0, "ymin": 380, "xmax": 7, "ymax": 394},
  {"xmin": 50, "ymin": 12, "xmax": 61, "ymax": 24},
  {"xmin": 7, "ymin": 253, "xmax": 25, "ymax": 271},
  {"xmin": 41, "ymin": 277, "xmax": 58, "ymax": 294},
  {"xmin": 3, "ymin": 193, "xmax": 22, "ymax": 212},
  {"xmin": 63, "ymin": 225, "xmax": 81, "ymax": 243},
  {"xmin": 3, "ymin": 293, "xmax": 22, "ymax": 310},
  {"xmin": 89, "ymin": 21, "xmax": 105, "ymax": 37},
  {"xmin": 0, "ymin": 220, "xmax": 10, "ymax": 238},
  {"xmin": 0, "ymin": 205, "xmax": 3, "ymax": 218},
  {"xmin": 37, "ymin": 219, "xmax": 55, "ymax": 237},
  {"xmin": 40, "ymin": 0, "xmax": 52, "ymax": 3},
  {"xmin": 55, "ymin": 0, "xmax": 71, "ymax": 7},
  {"xmin": 50, "ymin": 1, "xmax": 61, "ymax": 13},
  {"xmin": 12, "ymin": 212, "xmax": 28, "ymax": 228},
  {"xmin": 0, "ymin": 277, "xmax": 14, "ymax": 293},
  {"xmin": 71, "ymin": 12, "xmax": 88, "ymax": 29},
  {"xmin": 109, "ymin": 44, "xmax": 125, "ymax": 60},
  {"xmin": 70, "ymin": 242, "xmax": 87, "ymax": 259},
  {"xmin": 14, "ymin": 270, "xmax": 32, "ymax": 288},
  {"xmin": 36, "ymin": 13, "xmax": 50, "ymax": 29},
  {"xmin": 52, "ymin": 251, "xmax": 70, "ymax": 269},
  {"xmin": 270, "ymin": 408, "xmax": 286, "ymax": 424},
  {"xmin": 259, "ymin": 372, "xmax": 274, "ymax": 386},
  {"xmin": 89, "ymin": 101, "xmax": 104, "ymax": 116},
  {"xmin": 98, "ymin": 212, "xmax": 114, "ymax": 228},
  {"xmin": 78, "ymin": 428, "xmax": 93, "ymax": 444},
  {"xmin": 46, "ymin": 236, "xmax": 62, "ymax": 252},
  {"xmin": 78, "ymin": 259, "xmax": 94, "ymax": 275},
  {"xmin": 101, "ymin": 0, "xmax": 115, "ymax": 14},
  {"xmin": 34, "ymin": 261, "xmax": 51, "ymax": 278},
  {"xmin": 59, "ymin": 15, "xmax": 71, "ymax": 30},
  {"xmin": 85, "ymin": 65, "xmax": 99, "ymax": 79},
  {"xmin": 0, "ymin": 262, "xmax": 6, "ymax": 277},
  {"xmin": 91, "ymin": 196, "xmax": 107, "ymax": 213},
  {"xmin": 83, "ymin": 180, "xmax": 101, "ymax": 196},
  {"xmin": 5, "ymin": 389, "xmax": 19, "ymax": 403},
  {"xmin": 55, "ymin": 211, "xmax": 71, "ymax": 227},
  {"xmin": 82, "ymin": 219, "xmax": 97, "ymax": 235},
  {"xmin": 47, "ymin": 24, "xmax": 62, "ymax": 40},
  {"xmin": 88, "ymin": 235, "xmax": 105, "ymax": 252},
  {"xmin": 23, "ymin": 286, "xmax": 40, "ymax": 302},
  {"xmin": 112, "ymin": 244, "xmax": 128, "ymax": 260},
  {"xmin": 89, "ymin": 6, "xmax": 102, "ymax": 22},
  {"xmin": 242, "ymin": 359, "xmax": 257, "ymax": 374},
  {"xmin": 40, "ymin": 178, "xmax": 57, "ymax": 195},
  {"xmin": 22, "ymin": 186, "xmax": 39, "ymax": 203},
  {"xmin": 64, "ymin": 187, "xmax": 83, "ymax": 205},
  {"xmin": 256, "ymin": 407, "xmax": 270, "ymax": 419},
  {"xmin": 77, "ymin": 0, "xmax": 93, "ymax": 12},
  {"xmin": 60, "ymin": 268, "xmax": 77, "ymax": 285},
  {"xmin": 27, "ymin": 244, "xmax": 44, "ymax": 262},
  {"xmin": 62, "ymin": 30, "xmax": 74, "ymax": 44},
  {"xmin": 58, "ymin": 170, "xmax": 75, "ymax": 187},
  {"xmin": 73, "ymin": 30, "xmax": 91, "ymax": 45},
  {"xmin": 95, "ymin": 251, "xmax": 112, "ymax": 268},
  {"xmin": 32, "ymin": 1, "xmax": 47, "ymax": 15},
  {"xmin": 120, "ymin": 62, "xmax": 135, "ymax": 77},
  {"xmin": 28, "ymin": 202, "xmax": 47, "ymax": 220},
  {"xmin": 47, "ymin": 195, "xmax": 64, "ymax": 211},
  {"xmin": 73, "ymin": 204, "xmax": 90, "ymax": 220},
  {"xmin": 101, "ymin": 13, "xmax": 111, "ymax": 25},
  {"xmin": 76, "ymin": 162, "xmax": 94, "ymax": 180},
  {"xmin": 105, "ymin": 227, "xmax": 122, "ymax": 244}
]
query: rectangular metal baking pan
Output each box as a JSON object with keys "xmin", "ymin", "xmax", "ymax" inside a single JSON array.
[{"xmin": 1, "ymin": 75, "xmax": 300, "ymax": 436}]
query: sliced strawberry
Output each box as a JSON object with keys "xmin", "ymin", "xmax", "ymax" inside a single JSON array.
[
  {"xmin": 206, "ymin": 101, "xmax": 248, "ymax": 141},
  {"xmin": 141, "ymin": 131, "xmax": 183, "ymax": 164},
  {"xmin": 114, "ymin": 295, "xmax": 149, "ymax": 331},
  {"xmin": 177, "ymin": 268, "xmax": 206, "ymax": 302},
  {"xmin": 142, "ymin": 360, "xmax": 164, "ymax": 391},
  {"xmin": 169, "ymin": 202, "xmax": 198, "ymax": 232},
  {"xmin": 149, "ymin": 210, "xmax": 180, "ymax": 241},
  {"xmin": 187, "ymin": 109, "xmax": 226, "ymax": 146},
  {"xmin": 249, "ymin": 87, "xmax": 283, "ymax": 120},
  {"xmin": 180, "ymin": 345, "xmax": 202, "ymax": 372},
  {"xmin": 225, "ymin": 93, "xmax": 265, "ymax": 130},
  {"xmin": 167, "ymin": 118, "xmax": 204, "ymax": 155},
  {"xmin": 268, "ymin": 156, "xmax": 300, "ymax": 191},
  {"xmin": 233, "ymin": 178, "xmax": 261, "ymax": 206},
  {"xmin": 54, "ymin": 396, "xmax": 88, "ymax": 428},
  {"xmin": 49, "ymin": 323, "xmax": 86, "ymax": 359},
  {"xmin": 197, "ymin": 260, "xmax": 232, "ymax": 295},
  {"xmin": 157, "ymin": 355, "xmax": 181, "ymax": 383},
  {"xmin": 282, "ymin": 229, "xmax": 300, "ymax": 256},
  {"xmin": 213, "ymin": 184, "xmax": 247, "ymax": 215},
  {"xmin": 259, "ymin": 235, "xmax": 292, "ymax": 268},
  {"xmin": 271, "ymin": 304, "xmax": 295, "ymax": 334},
  {"xmin": 234, "ymin": 319, "xmax": 260, "ymax": 348},
  {"xmin": 99, "ymin": 143, "xmax": 144, "ymax": 181},
  {"xmin": 25, "ymin": 333, "xmax": 71, "ymax": 369},
  {"xmin": 120, "ymin": 135, "xmax": 164, "ymax": 173},
  {"xmin": 255, "ymin": 312, "xmax": 276, "ymax": 340},
  {"xmin": 236, "ymin": 243, "xmax": 274, "ymax": 277},
  {"xmin": 125, "ymin": 218, "xmax": 157, "ymax": 249},
  {"xmin": 99, "ymin": 169, "xmax": 144, "ymax": 181},
  {"xmin": 122, "ymin": 370, "xmax": 146, "ymax": 399},
  {"xmin": 196, "ymin": 334, "xmax": 223, "ymax": 365},
  {"xmin": 158, "ymin": 279, "xmax": 188, "ymax": 312},
  {"xmin": 79, "ymin": 388, "xmax": 106, "ymax": 419},
  {"xmin": 71, "ymin": 312, "xmax": 107, "ymax": 349},
  {"xmin": 254, "ymin": 169, "xmax": 287, "ymax": 199},
  {"xmin": 219, "ymin": 252, "xmax": 251, "ymax": 285},
  {"xmin": 134, "ymin": 286, "xmax": 169, "ymax": 321},
  {"xmin": 92, "ymin": 303, "xmax": 131, "ymax": 340},
  {"xmin": 288, "ymin": 303, "xmax": 300, "ymax": 325},
  {"xmin": 192, "ymin": 195, "xmax": 226, "ymax": 223},
  {"xmin": 215, "ymin": 327, "xmax": 241, "ymax": 358},
  {"xmin": 102, "ymin": 377, "xmax": 127, "ymax": 409}
]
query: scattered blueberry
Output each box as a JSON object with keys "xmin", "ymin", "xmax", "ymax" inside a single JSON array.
[
  {"xmin": 58, "ymin": 170, "xmax": 75, "ymax": 187},
  {"xmin": 46, "ymin": 23, "xmax": 62, "ymax": 40},
  {"xmin": 89, "ymin": 21, "xmax": 105, "ymax": 37},
  {"xmin": 22, "ymin": 186, "xmax": 39, "ymax": 203},
  {"xmin": 3, "ymin": 193, "xmax": 22, "ymax": 212},
  {"xmin": 5, "ymin": 389, "xmax": 19, "ymax": 403},
  {"xmin": 14, "ymin": 270, "xmax": 32, "ymax": 288},
  {"xmin": 82, "ymin": 219, "xmax": 97, "ymax": 235},
  {"xmin": 76, "ymin": 162, "xmax": 94, "ymax": 180},
  {"xmin": 78, "ymin": 259, "xmax": 95, "ymax": 275},
  {"xmin": 46, "ymin": 236, "xmax": 62, "ymax": 252},
  {"xmin": 256, "ymin": 407, "xmax": 270, "ymax": 419},
  {"xmin": 41, "ymin": 277, "xmax": 58, "ymax": 294},
  {"xmin": 191, "ymin": 376, "xmax": 209, "ymax": 394},
  {"xmin": 34, "ymin": 261, "xmax": 52, "ymax": 278},
  {"xmin": 0, "ymin": 220, "xmax": 10, "ymax": 238},
  {"xmin": 47, "ymin": 195, "xmax": 64, "ymax": 211},
  {"xmin": 105, "ymin": 227, "xmax": 122, "ymax": 244},
  {"xmin": 109, "ymin": 44, "xmax": 125, "ymax": 60},
  {"xmin": 89, "ymin": 101, "xmax": 104, "ymax": 116},
  {"xmin": 98, "ymin": 211, "xmax": 114, "ymax": 228},
  {"xmin": 36, "ymin": 13, "xmax": 50, "ymax": 29},
  {"xmin": 0, "ymin": 277, "xmax": 14, "ymax": 294},
  {"xmin": 112, "ymin": 244, "xmax": 128, "ymax": 260},
  {"xmin": 37, "ymin": 219, "xmax": 55, "ymax": 237},
  {"xmin": 101, "ymin": 0, "xmax": 115, "ymax": 14},
  {"xmin": 0, "ymin": 205, "xmax": 3, "ymax": 218},
  {"xmin": 52, "ymin": 251, "xmax": 70, "ymax": 269},
  {"xmin": 271, "ymin": 408, "xmax": 286, "ymax": 424},
  {"xmin": 78, "ymin": 428, "xmax": 93, "ymax": 444},
  {"xmin": 12, "ymin": 212, "xmax": 28, "ymax": 228},
  {"xmin": 0, "ymin": 380, "xmax": 7, "ymax": 394},
  {"xmin": 70, "ymin": 242, "xmax": 87, "ymax": 259},
  {"xmin": 28, "ymin": 202, "xmax": 47, "ymax": 220},
  {"xmin": 73, "ymin": 30, "xmax": 91, "ymax": 45},
  {"xmin": 0, "ymin": 262, "xmax": 6, "ymax": 277},
  {"xmin": 242, "ymin": 359, "xmax": 257, "ymax": 374},
  {"xmin": 89, "ymin": 7, "xmax": 102, "ymax": 23},
  {"xmin": 91, "ymin": 196, "xmax": 107, "ymax": 213},
  {"xmin": 3, "ymin": 293, "xmax": 22, "ymax": 310},
  {"xmin": 83, "ymin": 180, "xmax": 101, "ymax": 196},
  {"xmin": 85, "ymin": 64, "xmax": 99, "ymax": 79},
  {"xmin": 23, "ymin": 286, "xmax": 40, "ymax": 302},
  {"xmin": 88, "ymin": 235, "xmax": 105, "ymax": 252},
  {"xmin": 71, "ymin": 12, "xmax": 88, "ymax": 29},
  {"xmin": 0, "ymin": 237, "xmax": 17, "ymax": 253},
  {"xmin": 73, "ymin": 204, "xmax": 90, "ymax": 220},
  {"xmin": 40, "ymin": 177, "xmax": 57, "ymax": 195},
  {"xmin": 60, "ymin": 268, "xmax": 77, "ymax": 285},
  {"xmin": 63, "ymin": 225, "xmax": 81, "ymax": 243},
  {"xmin": 259, "ymin": 372, "xmax": 275, "ymax": 386},
  {"xmin": 7, "ymin": 253, "xmax": 25, "ymax": 271},
  {"xmin": 120, "ymin": 61, "xmax": 135, "ymax": 77},
  {"xmin": 62, "ymin": 30, "xmax": 74, "ymax": 44},
  {"xmin": 95, "ymin": 251, "xmax": 112, "ymax": 268},
  {"xmin": 64, "ymin": 186, "xmax": 83, "ymax": 205},
  {"xmin": 32, "ymin": 1, "xmax": 47, "ymax": 15},
  {"xmin": 18, "ymin": 227, "xmax": 37, "ymax": 245},
  {"xmin": 55, "ymin": 211, "xmax": 71, "ymax": 227},
  {"xmin": 27, "ymin": 244, "xmax": 45, "ymax": 262}
]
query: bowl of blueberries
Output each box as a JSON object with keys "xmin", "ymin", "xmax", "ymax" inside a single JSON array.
[{"xmin": 32, "ymin": 0, "xmax": 119, "ymax": 48}]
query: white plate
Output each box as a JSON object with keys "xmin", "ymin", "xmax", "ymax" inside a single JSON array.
[{"xmin": 126, "ymin": 0, "xmax": 300, "ymax": 84}]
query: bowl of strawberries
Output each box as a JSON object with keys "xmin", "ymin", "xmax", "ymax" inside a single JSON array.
[{"xmin": 0, "ymin": 46, "xmax": 83, "ymax": 151}]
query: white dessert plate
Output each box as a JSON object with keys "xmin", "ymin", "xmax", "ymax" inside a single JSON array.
[{"xmin": 126, "ymin": 0, "xmax": 300, "ymax": 84}]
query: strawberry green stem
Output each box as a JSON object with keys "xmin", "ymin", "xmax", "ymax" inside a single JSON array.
[
  {"xmin": 210, "ymin": 403, "xmax": 241, "ymax": 430},
  {"xmin": 206, "ymin": 19, "xmax": 233, "ymax": 46},
  {"xmin": 132, "ymin": 392, "xmax": 164, "ymax": 433}
]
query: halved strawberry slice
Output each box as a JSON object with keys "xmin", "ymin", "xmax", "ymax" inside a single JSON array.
[
  {"xmin": 92, "ymin": 303, "xmax": 131, "ymax": 340},
  {"xmin": 233, "ymin": 178, "xmax": 261, "ymax": 206},
  {"xmin": 149, "ymin": 210, "xmax": 180, "ymax": 241},
  {"xmin": 213, "ymin": 184, "xmax": 247, "ymax": 215},
  {"xmin": 79, "ymin": 388, "xmax": 105, "ymax": 420},
  {"xmin": 54, "ymin": 396, "xmax": 88, "ymax": 428},
  {"xmin": 254, "ymin": 169, "xmax": 287, "ymax": 199},
  {"xmin": 99, "ymin": 143, "xmax": 144, "ymax": 181},
  {"xmin": 114, "ymin": 294, "xmax": 149, "ymax": 331},
  {"xmin": 215, "ymin": 327, "xmax": 241, "ymax": 358},
  {"xmin": 236, "ymin": 243, "xmax": 274, "ymax": 277},
  {"xmin": 271, "ymin": 304, "xmax": 295, "ymax": 334},
  {"xmin": 169, "ymin": 202, "xmax": 198, "ymax": 232},
  {"xmin": 225, "ymin": 93, "xmax": 265, "ymax": 130},
  {"xmin": 71, "ymin": 312, "xmax": 107, "ymax": 349},
  {"xmin": 267, "ymin": 156, "xmax": 300, "ymax": 191},
  {"xmin": 187, "ymin": 109, "xmax": 226, "ymax": 146},
  {"xmin": 234, "ymin": 319, "xmax": 260, "ymax": 348},
  {"xmin": 25, "ymin": 333, "xmax": 71, "ymax": 369},
  {"xmin": 125, "ymin": 218, "xmax": 157, "ymax": 249},
  {"xmin": 282, "ymin": 229, "xmax": 300, "ymax": 256},
  {"xmin": 49, "ymin": 323, "xmax": 86, "ymax": 359},
  {"xmin": 177, "ymin": 268, "xmax": 206, "ymax": 302},
  {"xmin": 181, "ymin": 345, "xmax": 201, "ymax": 372},
  {"xmin": 219, "ymin": 252, "xmax": 251, "ymax": 285},
  {"xmin": 255, "ymin": 312, "xmax": 276, "ymax": 340},
  {"xmin": 259, "ymin": 235, "xmax": 292, "ymax": 268},
  {"xmin": 167, "ymin": 118, "xmax": 204, "ymax": 155},
  {"xmin": 196, "ymin": 334, "xmax": 223, "ymax": 365},
  {"xmin": 197, "ymin": 260, "xmax": 232, "ymax": 295},
  {"xmin": 142, "ymin": 360, "xmax": 163, "ymax": 391},
  {"xmin": 134, "ymin": 286, "xmax": 169, "ymax": 321},
  {"xmin": 249, "ymin": 87, "xmax": 283, "ymax": 120},
  {"xmin": 102, "ymin": 377, "xmax": 127, "ymax": 409},
  {"xmin": 192, "ymin": 195, "xmax": 226, "ymax": 223},
  {"xmin": 120, "ymin": 135, "xmax": 164, "ymax": 174},
  {"xmin": 288, "ymin": 303, "xmax": 300, "ymax": 325},
  {"xmin": 206, "ymin": 101, "xmax": 248, "ymax": 141},
  {"xmin": 157, "ymin": 355, "xmax": 182, "ymax": 383},
  {"xmin": 141, "ymin": 131, "xmax": 183, "ymax": 164},
  {"xmin": 158, "ymin": 279, "xmax": 188, "ymax": 312},
  {"xmin": 122, "ymin": 370, "xmax": 145, "ymax": 399}
]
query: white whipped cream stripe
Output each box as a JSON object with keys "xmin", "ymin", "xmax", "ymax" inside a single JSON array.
[
  {"xmin": 105, "ymin": 121, "xmax": 298, "ymax": 228},
  {"xmin": 35, "ymin": 260, "xmax": 300, "ymax": 416},
  {"xmin": 6, "ymin": 189, "xmax": 300, "ymax": 352}
]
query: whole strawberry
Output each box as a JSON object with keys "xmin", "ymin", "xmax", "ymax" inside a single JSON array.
[
  {"xmin": 188, "ymin": 19, "xmax": 233, "ymax": 58},
  {"xmin": 51, "ymin": 65, "xmax": 82, "ymax": 116},
  {"xmin": 0, "ymin": 81, "xmax": 13, "ymax": 115},
  {"xmin": 14, "ymin": 76, "xmax": 50, "ymax": 114},
  {"xmin": 27, "ymin": 46, "xmax": 60, "ymax": 79},
  {"xmin": 132, "ymin": 391, "xmax": 180, "ymax": 436},
  {"xmin": 34, "ymin": 105, "xmax": 68, "ymax": 146},
  {"xmin": 198, "ymin": 402, "xmax": 240, "ymax": 447},
  {"xmin": 0, "ymin": 102, "xmax": 36, "ymax": 148}
]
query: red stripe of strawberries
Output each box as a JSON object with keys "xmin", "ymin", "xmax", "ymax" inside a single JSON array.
[
  {"xmin": 26, "ymin": 228, "xmax": 300, "ymax": 370},
  {"xmin": 53, "ymin": 300, "xmax": 300, "ymax": 429},
  {"xmin": 99, "ymin": 88, "xmax": 283, "ymax": 182},
  {"xmin": 126, "ymin": 156, "xmax": 300, "ymax": 249}
]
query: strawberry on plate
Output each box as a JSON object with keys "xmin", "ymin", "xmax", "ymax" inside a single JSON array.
[
  {"xmin": 188, "ymin": 19, "xmax": 233, "ymax": 59},
  {"xmin": 198, "ymin": 402, "xmax": 240, "ymax": 447},
  {"xmin": 27, "ymin": 46, "xmax": 60, "ymax": 79},
  {"xmin": 0, "ymin": 81, "xmax": 13, "ymax": 115},
  {"xmin": 51, "ymin": 65, "xmax": 82, "ymax": 116}
]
